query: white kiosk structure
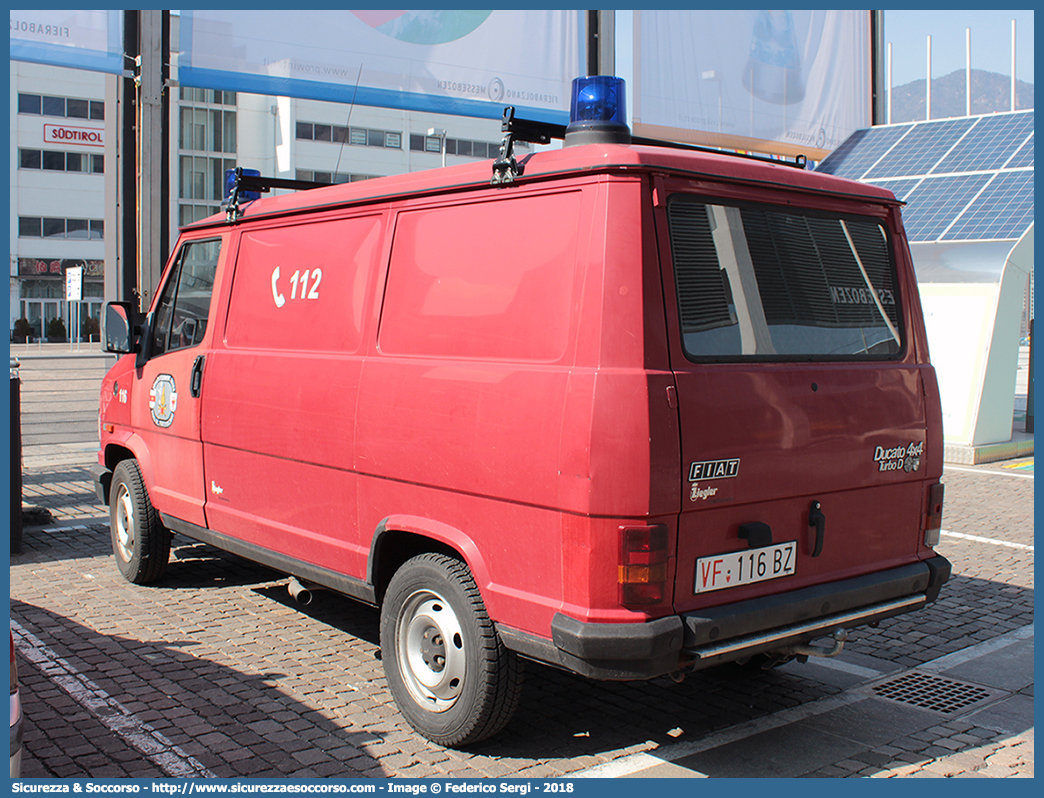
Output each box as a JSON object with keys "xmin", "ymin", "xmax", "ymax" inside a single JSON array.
[{"xmin": 818, "ymin": 110, "xmax": 1033, "ymax": 463}]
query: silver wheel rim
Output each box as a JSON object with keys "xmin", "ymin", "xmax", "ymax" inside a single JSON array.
[
  {"xmin": 396, "ymin": 589, "xmax": 466, "ymax": 712},
  {"xmin": 113, "ymin": 483, "xmax": 136, "ymax": 563}
]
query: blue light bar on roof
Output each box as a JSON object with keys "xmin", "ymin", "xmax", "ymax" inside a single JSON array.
[
  {"xmin": 565, "ymin": 75, "xmax": 631, "ymax": 147},
  {"xmin": 224, "ymin": 168, "xmax": 261, "ymax": 202}
]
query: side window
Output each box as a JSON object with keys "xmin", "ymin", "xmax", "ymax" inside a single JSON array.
[{"xmin": 150, "ymin": 239, "xmax": 221, "ymax": 357}]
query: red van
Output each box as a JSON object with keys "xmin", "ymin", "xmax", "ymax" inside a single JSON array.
[{"xmin": 94, "ymin": 77, "xmax": 949, "ymax": 746}]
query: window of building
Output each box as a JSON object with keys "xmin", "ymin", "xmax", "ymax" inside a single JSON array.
[
  {"xmin": 19, "ymin": 149, "xmax": 41, "ymax": 170},
  {"xmin": 295, "ymin": 169, "xmax": 378, "ymax": 184},
  {"xmin": 19, "ymin": 149, "xmax": 103, "ymax": 174},
  {"xmin": 296, "ymin": 122, "xmax": 402, "ymax": 149},
  {"xmin": 42, "ymin": 218, "xmax": 66, "ymax": 237},
  {"xmin": 18, "ymin": 93, "xmax": 104, "ymax": 120},
  {"xmin": 180, "ymin": 107, "xmax": 236, "ymax": 154},
  {"xmin": 18, "ymin": 218, "xmax": 42, "ymax": 237},
  {"xmin": 43, "ymin": 95, "xmax": 66, "ymax": 116},
  {"xmin": 66, "ymin": 98, "xmax": 89, "ymax": 118},
  {"xmin": 42, "ymin": 151, "xmax": 66, "ymax": 171},
  {"xmin": 18, "ymin": 94, "xmax": 41, "ymax": 114},
  {"xmin": 18, "ymin": 217, "xmax": 103, "ymax": 239},
  {"xmin": 180, "ymin": 87, "xmax": 236, "ymax": 106},
  {"xmin": 408, "ymin": 134, "xmax": 507, "ymax": 160},
  {"xmin": 178, "ymin": 91, "xmax": 238, "ymax": 225}
]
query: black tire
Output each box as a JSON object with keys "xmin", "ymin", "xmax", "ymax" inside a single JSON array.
[
  {"xmin": 109, "ymin": 459, "xmax": 170, "ymax": 584},
  {"xmin": 380, "ymin": 553, "xmax": 522, "ymax": 747}
]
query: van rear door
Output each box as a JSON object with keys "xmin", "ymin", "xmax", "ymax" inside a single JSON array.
[{"xmin": 655, "ymin": 184, "xmax": 934, "ymax": 615}]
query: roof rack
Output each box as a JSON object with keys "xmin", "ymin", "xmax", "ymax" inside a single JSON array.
[
  {"xmin": 225, "ymin": 168, "xmax": 328, "ymax": 222},
  {"xmin": 491, "ymin": 106, "xmax": 806, "ymax": 185}
]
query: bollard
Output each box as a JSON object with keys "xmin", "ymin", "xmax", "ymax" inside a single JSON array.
[
  {"xmin": 1027, "ymin": 318, "xmax": 1034, "ymax": 434},
  {"xmin": 11, "ymin": 358, "xmax": 23, "ymax": 554}
]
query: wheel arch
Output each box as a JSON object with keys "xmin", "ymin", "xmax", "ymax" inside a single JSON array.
[
  {"xmin": 99, "ymin": 433, "xmax": 156, "ymax": 506},
  {"xmin": 368, "ymin": 516, "xmax": 491, "ymax": 606}
]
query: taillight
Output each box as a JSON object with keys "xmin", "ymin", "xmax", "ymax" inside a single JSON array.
[
  {"xmin": 924, "ymin": 482, "xmax": 945, "ymax": 546},
  {"xmin": 619, "ymin": 524, "xmax": 669, "ymax": 606}
]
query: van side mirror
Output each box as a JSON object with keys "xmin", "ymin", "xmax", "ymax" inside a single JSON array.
[{"xmin": 103, "ymin": 302, "xmax": 140, "ymax": 354}]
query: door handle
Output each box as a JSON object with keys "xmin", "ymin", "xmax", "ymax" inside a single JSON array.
[
  {"xmin": 808, "ymin": 500, "xmax": 825, "ymax": 558},
  {"xmin": 190, "ymin": 355, "xmax": 206, "ymax": 398}
]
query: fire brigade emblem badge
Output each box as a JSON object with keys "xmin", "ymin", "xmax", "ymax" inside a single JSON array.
[{"xmin": 149, "ymin": 374, "xmax": 178, "ymax": 428}]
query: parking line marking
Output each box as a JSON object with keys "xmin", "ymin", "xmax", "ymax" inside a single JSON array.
[
  {"xmin": 941, "ymin": 530, "xmax": 1034, "ymax": 552},
  {"xmin": 945, "ymin": 465, "xmax": 1033, "ymax": 480},
  {"xmin": 920, "ymin": 623, "xmax": 1034, "ymax": 673},
  {"xmin": 801, "ymin": 657, "xmax": 883, "ymax": 679},
  {"xmin": 572, "ymin": 752, "xmax": 685, "ymax": 779},
  {"xmin": 11, "ymin": 620, "xmax": 217, "ymax": 779}
]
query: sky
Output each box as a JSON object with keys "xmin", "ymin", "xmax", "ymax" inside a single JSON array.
[{"xmin": 883, "ymin": 9, "xmax": 1034, "ymax": 87}]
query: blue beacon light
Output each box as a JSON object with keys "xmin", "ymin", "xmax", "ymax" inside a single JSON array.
[
  {"xmin": 224, "ymin": 167, "xmax": 261, "ymax": 202},
  {"xmin": 564, "ymin": 75, "xmax": 631, "ymax": 146}
]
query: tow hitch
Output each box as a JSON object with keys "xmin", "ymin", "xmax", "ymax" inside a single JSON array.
[{"xmin": 786, "ymin": 627, "xmax": 849, "ymax": 659}]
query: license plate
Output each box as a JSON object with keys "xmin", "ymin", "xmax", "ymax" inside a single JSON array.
[{"xmin": 694, "ymin": 541, "xmax": 797, "ymax": 594}]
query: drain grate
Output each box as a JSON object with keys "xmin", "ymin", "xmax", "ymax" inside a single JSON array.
[{"xmin": 872, "ymin": 672, "xmax": 993, "ymax": 714}]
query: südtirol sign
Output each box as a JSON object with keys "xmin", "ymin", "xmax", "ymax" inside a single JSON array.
[{"xmin": 44, "ymin": 123, "xmax": 104, "ymax": 147}]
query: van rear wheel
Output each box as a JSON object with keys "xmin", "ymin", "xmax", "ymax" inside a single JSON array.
[
  {"xmin": 380, "ymin": 553, "xmax": 522, "ymax": 747},
  {"xmin": 109, "ymin": 459, "xmax": 170, "ymax": 584}
]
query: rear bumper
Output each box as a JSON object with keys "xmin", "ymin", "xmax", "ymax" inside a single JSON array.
[{"xmin": 500, "ymin": 556, "xmax": 950, "ymax": 680}]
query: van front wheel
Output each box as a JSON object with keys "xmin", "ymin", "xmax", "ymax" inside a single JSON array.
[
  {"xmin": 380, "ymin": 553, "xmax": 522, "ymax": 746},
  {"xmin": 109, "ymin": 459, "xmax": 170, "ymax": 584}
]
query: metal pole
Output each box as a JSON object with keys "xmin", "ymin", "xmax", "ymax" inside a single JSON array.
[
  {"xmin": 10, "ymin": 358, "xmax": 22, "ymax": 555},
  {"xmin": 136, "ymin": 10, "xmax": 170, "ymax": 314},
  {"xmin": 870, "ymin": 11, "xmax": 885, "ymax": 125},
  {"xmin": 121, "ymin": 11, "xmax": 139, "ymax": 306},
  {"xmin": 925, "ymin": 35, "xmax": 932, "ymax": 120},
  {"xmin": 598, "ymin": 10, "xmax": 615, "ymax": 78},
  {"xmin": 1027, "ymin": 318, "xmax": 1034, "ymax": 433},
  {"xmin": 886, "ymin": 43, "xmax": 893, "ymax": 125},
  {"xmin": 1010, "ymin": 19, "xmax": 1016, "ymax": 111},
  {"xmin": 965, "ymin": 28, "xmax": 971, "ymax": 117},
  {"xmin": 586, "ymin": 10, "xmax": 599, "ymax": 75}
]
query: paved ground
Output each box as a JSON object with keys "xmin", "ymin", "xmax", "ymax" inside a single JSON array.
[{"xmin": 9, "ymin": 348, "xmax": 1034, "ymax": 780}]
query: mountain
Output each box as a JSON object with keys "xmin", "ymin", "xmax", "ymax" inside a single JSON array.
[{"xmin": 886, "ymin": 69, "xmax": 1033, "ymax": 123}]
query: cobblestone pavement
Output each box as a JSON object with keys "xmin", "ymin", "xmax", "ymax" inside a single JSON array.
[{"xmin": 11, "ymin": 458, "xmax": 1032, "ymax": 779}]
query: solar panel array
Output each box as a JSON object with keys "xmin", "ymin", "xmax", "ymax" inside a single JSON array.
[{"xmin": 816, "ymin": 110, "xmax": 1033, "ymax": 243}]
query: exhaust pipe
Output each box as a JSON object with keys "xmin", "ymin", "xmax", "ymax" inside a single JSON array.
[{"xmin": 288, "ymin": 577, "xmax": 321, "ymax": 605}]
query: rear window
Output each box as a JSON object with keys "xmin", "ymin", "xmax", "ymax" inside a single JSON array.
[{"xmin": 667, "ymin": 196, "xmax": 903, "ymax": 361}]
